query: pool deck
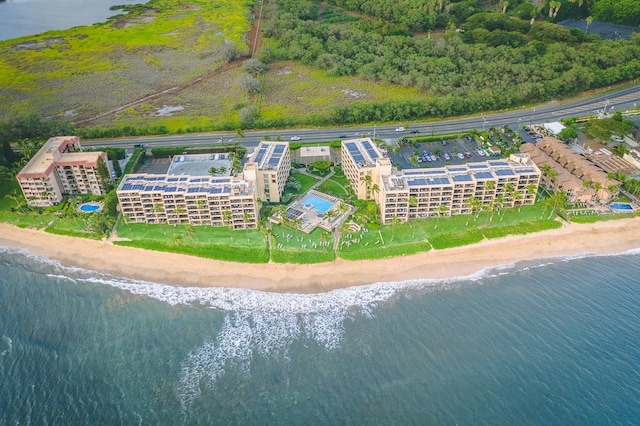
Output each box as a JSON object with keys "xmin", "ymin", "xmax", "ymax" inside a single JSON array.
[{"xmin": 272, "ymin": 190, "xmax": 353, "ymax": 234}]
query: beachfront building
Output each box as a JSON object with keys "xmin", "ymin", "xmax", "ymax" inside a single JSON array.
[
  {"xmin": 341, "ymin": 138, "xmax": 392, "ymax": 200},
  {"xmin": 242, "ymin": 141, "xmax": 291, "ymax": 203},
  {"xmin": 16, "ymin": 136, "xmax": 111, "ymax": 207},
  {"xmin": 521, "ymin": 137, "xmax": 619, "ymax": 203},
  {"xmin": 377, "ymin": 154, "xmax": 540, "ymax": 225},
  {"xmin": 116, "ymin": 174, "xmax": 258, "ymax": 228},
  {"xmin": 341, "ymin": 138, "xmax": 541, "ymax": 225}
]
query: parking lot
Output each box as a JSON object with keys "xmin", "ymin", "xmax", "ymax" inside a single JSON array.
[{"xmin": 391, "ymin": 136, "xmax": 494, "ymax": 170}]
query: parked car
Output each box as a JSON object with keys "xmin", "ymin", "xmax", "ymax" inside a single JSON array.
[
  {"xmin": 477, "ymin": 150, "xmax": 485, "ymax": 156},
  {"xmin": 444, "ymin": 153, "xmax": 451, "ymax": 160},
  {"xmin": 413, "ymin": 143, "xmax": 420, "ymax": 148},
  {"xmin": 395, "ymin": 126, "xmax": 406, "ymax": 132},
  {"xmin": 290, "ymin": 136, "xmax": 301, "ymax": 141},
  {"xmin": 457, "ymin": 153, "xmax": 464, "ymax": 159}
]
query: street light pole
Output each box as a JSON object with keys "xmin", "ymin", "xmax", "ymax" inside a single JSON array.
[{"xmin": 373, "ymin": 125, "xmax": 376, "ymax": 140}]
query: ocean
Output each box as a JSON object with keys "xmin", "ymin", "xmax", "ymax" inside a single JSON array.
[
  {"xmin": 0, "ymin": 0, "xmax": 148, "ymax": 41},
  {"xmin": 1, "ymin": 247, "xmax": 639, "ymax": 424}
]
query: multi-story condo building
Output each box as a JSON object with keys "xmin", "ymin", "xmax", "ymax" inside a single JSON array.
[
  {"xmin": 520, "ymin": 138, "xmax": 619, "ymax": 203},
  {"xmin": 341, "ymin": 138, "xmax": 392, "ymax": 200},
  {"xmin": 242, "ymin": 141, "xmax": 291, "ymax": 203},
  {"xmin": 16, "ymin": 136, "xmax": 110, "ymax": 207},
  {"xmin": 117, "ymin": 174, "xmax": 258, "ymax": 228},
  {"xmin": 341, "ymin": 138, "xmax": 541, "ymax": 225}
]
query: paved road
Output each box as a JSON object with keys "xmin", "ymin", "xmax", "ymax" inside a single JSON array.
[{"xmin": 82, "ymin": 85, "xmax": 640, "ymax": 151}]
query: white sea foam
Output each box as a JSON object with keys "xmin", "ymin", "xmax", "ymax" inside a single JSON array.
[{"xmin": 0, "ymin": 335, "xmax": 12, "ymax": 356}]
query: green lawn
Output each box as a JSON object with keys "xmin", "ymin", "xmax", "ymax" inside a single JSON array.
[
  {"xmin": 317, "ymin": 179, "xmax": 349, "ymax": 198},
  {"xmin": 282, "ymin": 172, "xmax": 319, "ymax": 201},
  {"xmin": 270, "ymin": 224, "xmax": 335, "ymax": 263},
  {"xmin": 338, "ymin": 203, "xmax": 561, "ymax": 260},
  {"xmin": 115, "ymin": 222, "xmax": 269, "ymax": 263}
]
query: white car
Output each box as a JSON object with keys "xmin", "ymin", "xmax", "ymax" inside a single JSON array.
[
  {"xmin": 290, "ymin": 136, "xmax": 301, "ymax": 141},
  {"xmin": 395, "ymin": 127, "xmax": 405, "ymax": 132},
  {"xmin": 457, "ymin": 153, "xmax": 464, "ymax": 159},
  {"xmin": 477, "ymin": 150, "xmax": 485, "ymax": 156}
]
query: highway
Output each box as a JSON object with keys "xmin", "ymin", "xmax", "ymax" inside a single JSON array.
[{"xmin": 82, "ymin": 85, "xmax": 640, "ymax": 151}]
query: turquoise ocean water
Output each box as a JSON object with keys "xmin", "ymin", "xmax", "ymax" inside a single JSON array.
[{"xmin": 1, "ymin": 246, "xmax": 639, "ymax": 424}]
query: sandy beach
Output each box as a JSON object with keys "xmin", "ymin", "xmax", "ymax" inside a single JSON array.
[{"xmin": 1, "ymin": 218, "xmax": 639, "ymax": 293}]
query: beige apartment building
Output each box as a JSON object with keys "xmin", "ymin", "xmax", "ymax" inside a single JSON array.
[
  {"xmin": 521, "ymin": 137, "xmax": 619, "ymax": 203},
  {"xmin": 117, "ymin": 174, "xmax": 258, "ymax": 228},
  {"xmin": 242, "ymin": 141, "xmax": 291, "ymax": 203},
  {"xmin": 341, "ymin": 138, "xmax": 541, "ymax": 225},
  {"xmin": 16, "ymin": 136, "xmax": 110, "ymax": 207},
  {"xmin": 341, "ymin": 138, "xmax": 392, "ymax": 200}
]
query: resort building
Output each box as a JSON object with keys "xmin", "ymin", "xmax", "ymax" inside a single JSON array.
[
  {"xmin": 116, "ymin": 174, "xmax": 258, "ymax": 228},
  {"xmin": 341, "ymin": 138, "xmax": 541, "ymax": 225},
  {"xmin": 377, "ymin": 154, "xmax": 540, "ymax": 225},
  {"xmin": 341, "ymin": 138, "xmax": 392, "ymax": 200},
  {"xmin": 242, "ymin": 141, "xmax": 291, "ymax": 203},
  {"xmin": 521, "ymin": 137, "xmax": 619, "ymax": 203},
  {"xmin": 16, "ymin": 136, "xmax": 111, "ymax": 207}
]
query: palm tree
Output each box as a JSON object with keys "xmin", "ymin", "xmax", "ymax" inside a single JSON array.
[
  {"xmin": 467, "ymin": 196, "xmax": 481, "ymax": 225},
  {"xmin": 208, "ymin": 166, "xmax": 218, "ymax": 177},
  {"xmin": 243, "ymin": 210, "xmax": 252, "ymax": 241},
  {"xmin": 171, "ymin": 232, "xmax": 183, "ymax": 246},
  {"xmin": 222, "ymin": 209, "xmax": 234, "ymax": 241},
  {"xmin": 544, "ymin": 191, "xmax": 567, "ymax": 219},
  {"xmin": 273, "ymin": 204, "xmax": 287, "ymax": 223},
  {"xmin": 370, "ymin": 183, "xmax": 380, "ymax": 201},
  {"xmin": 525, "ymin": 183, "xmax": 538, "ymax": 204},
  {"xmin": 434, "ymin": 203, "xmax": 448, "ymax": 229},
  {"xmin": 585, "ymin": 16, "xmax": 593, "ymax": 34},
  {"xmin": 389, "ymin": 215, "xmax": 401, "ymax": 242},
  {"xmin": 513, "ymin": 189, "xmax": 523, "ymax": 212},
  {"xmin": 324, "ymin": 208, "xmax": 339, "ymax": 231},
  {"xmin": 501, "ymin": 0, "xmax": 509, "ymax": 14},
  {"xmin": 183, "ymin": 224, "xmax": 195, "ymax": 242},
  {"xmin": 319, "ymin": 231, "xmax": 330, "ymax": 252},
  {"xmin": 360, "ymin": 174, "xmax": 373, "ymax": 198}
]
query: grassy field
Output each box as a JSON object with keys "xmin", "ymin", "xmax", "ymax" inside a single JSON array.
[
  {"xmin": 115, "ymin": 221, "xmax": 270, "ymax": 263},
  {"xmin": 258, "ymin": 61, "xmax": 426, "ymax": 122}
]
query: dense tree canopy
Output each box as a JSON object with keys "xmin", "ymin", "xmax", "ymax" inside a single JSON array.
[
  {"xmin": 592, "ymin": 0, "xmax": 640, "ymax": 26},
  {"xmin": 260, "ymin": 0, "xmax": 640, "ymax": 123}
]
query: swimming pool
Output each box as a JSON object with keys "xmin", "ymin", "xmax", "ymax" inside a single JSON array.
[
  {"xmin": 79, "ymin": 203, "xmax": 101, "ymax": 212},
  {"xmin": 301, "ymin": 194, "xmax": 335, "ymax": 213},
  {"xmin": 610, "ymin": 203, "xmax": 633, "ymax": 211}
]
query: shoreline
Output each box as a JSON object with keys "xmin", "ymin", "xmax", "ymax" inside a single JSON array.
[{"xmin": 1, "ymin": 218, "xmax": 639, "ymax": 293}]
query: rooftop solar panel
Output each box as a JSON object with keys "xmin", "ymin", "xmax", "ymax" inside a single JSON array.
[
  {"xmin": 362, "ymin": 140, "xmax": 379, "ymax": 160},
  {"xmin": 122, "ymin": 184, "xmax": 133, "ymax": 190},
  {"xmin": 495, "ymin": 169, "xmax": 515, "ymax": 176},
  {"xmin": 474, "ymin": 171, "xmax": 494, "ymax": 179},
  {"xmin": 426, "ymin": 177, "xmax": 451, "ymax": 186},
  {"xmin": 273, "ymin": 145, "xmax": 285, "ymax": 154},
  {"xmin": 407, "ymin": 179, "xmax": 426, "ymax": 186},
  {"xmin": 468, "ymin": 164, "xmax": 488, "ymax": 169},
  {"xmin": 452, "ymin": 175, "xmax": 472, "ymax": 182},
  {"xmin": 254, "ymin": 146, "xmax": 268, "ymax": 165}
]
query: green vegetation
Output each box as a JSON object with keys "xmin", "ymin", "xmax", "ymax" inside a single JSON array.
[{"xmin": 116, "ymin": 222, "xmax": 270, "ymax": 263}]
